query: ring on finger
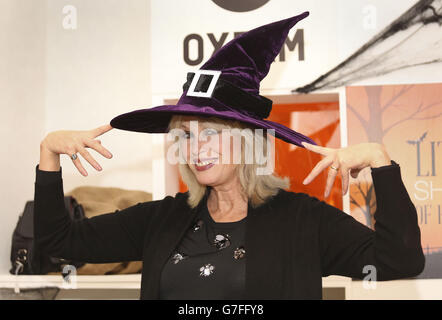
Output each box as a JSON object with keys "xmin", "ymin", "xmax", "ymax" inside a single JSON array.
[
  {"xmin": 330, "ymin": 165, "xmax": 339, "ymax": 171},
  {"xmin": 70, "ymin": 153, "xmax": 78, "ymax": 161}
]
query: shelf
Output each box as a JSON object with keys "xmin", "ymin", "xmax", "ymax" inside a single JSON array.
[
  {"xmin": 348, "ymin": 278, "xmax": 442, "ymax": 300},
  {"xmin": 0, "ymin": 274, "xmax": 348, "ymax": 290},
  {"xmin": 0, "ymin": 274, "xmax": 141, "ymax": 290},
  {"xmin": 3, "ymin": 274, "xmax": 439, "ymax": 300},
  {"xmin": 322, "ymin": 275, "xmax": 352, "ymax": 288}
]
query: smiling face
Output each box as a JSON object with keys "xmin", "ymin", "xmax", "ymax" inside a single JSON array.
[
  {"xmin": 177, "ymin": 115, "xmax": 240, "ymax": 188},
  {"xmin": 167, "ymin": 114, "xmax": 287, "ymax": 209}
]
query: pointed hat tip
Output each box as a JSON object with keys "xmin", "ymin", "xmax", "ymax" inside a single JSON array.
[
  {"xmin": 279, "ymin": 11, "xmax": 309, "ymax": 30},
  {"xmin": 293, "ymin": 11, "xmax": 310, "ymax": 23}
]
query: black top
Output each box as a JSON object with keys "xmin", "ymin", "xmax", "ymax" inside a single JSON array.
[
  {"xmin": 159, "ymin": 201, "xmax": 246, "ymax": 300},
  {"xmin": 33, "ymin": 160, "xmax": 425, "ymax": 299}
]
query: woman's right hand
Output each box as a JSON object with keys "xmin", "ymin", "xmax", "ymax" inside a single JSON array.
[{"xmin": 40, "ymin": 124, "xmax": 114, "ymax": 176}]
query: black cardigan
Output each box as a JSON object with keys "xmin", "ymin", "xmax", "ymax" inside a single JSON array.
[{"xmin": 33, "ymin": 160, "xmax": 425, "ymax": 299}]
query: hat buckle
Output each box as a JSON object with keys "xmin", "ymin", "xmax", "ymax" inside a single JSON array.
[{"xmin": 186, "ymin": 69, "xmax": 221, "ymax": 98}]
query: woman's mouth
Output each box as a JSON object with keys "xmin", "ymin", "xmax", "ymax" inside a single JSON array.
[{"xmin": 194, "ymin": 158, "xmax": 217, "ymax": 171}]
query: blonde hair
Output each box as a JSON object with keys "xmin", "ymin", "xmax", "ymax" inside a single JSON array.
[{"xmin": 168, "ymin": 114, "xmax": 290, "ymax": 209}]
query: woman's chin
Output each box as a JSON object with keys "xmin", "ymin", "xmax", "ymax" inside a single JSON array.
[
  {"xmin": 192, "ymin": 167, "xmax": 220, "ymax": 186},
  {"xmin": 194, "ymin": 174, "xmax": 219, "ymax": 186}
]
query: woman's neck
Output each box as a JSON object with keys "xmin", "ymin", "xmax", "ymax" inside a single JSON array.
[{"xmin": 206, "ymin": 183, "xmax": 248, "ymax": 223}]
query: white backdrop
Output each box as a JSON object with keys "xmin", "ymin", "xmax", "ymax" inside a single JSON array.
[{"xmin": 150, "ymin": 0, "xmax": 419, "ymax": 96}]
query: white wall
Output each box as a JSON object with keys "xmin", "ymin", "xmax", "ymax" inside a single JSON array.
[
  {"xmin": 0, "ymin": 0, "xmax": 152, "ymax": 275},
  {"xmin": 0, "ymin": 0, "xmax": 47, "ymax": 275},
  {"xmin": 45, "ymin": 0, "xmax": 152, "ymax": 194}
]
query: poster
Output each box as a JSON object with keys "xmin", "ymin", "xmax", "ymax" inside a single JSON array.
[{"xmin": 346, "ymin": 83, "xmax": 442, "ymax": 279}]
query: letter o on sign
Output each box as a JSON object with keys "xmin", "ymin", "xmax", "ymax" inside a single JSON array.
[{"xmin": 183, "ymin": 34, "xmax": 204, "ymax": 66}]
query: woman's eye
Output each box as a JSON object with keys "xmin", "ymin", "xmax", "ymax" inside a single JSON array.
[
  {"xmin": 205, "ymin": 129, "xmax": 219, "ymax": 136},
  {"xmin": 181, "ymin": 131, "xmax": 193, "ymax": 139}
]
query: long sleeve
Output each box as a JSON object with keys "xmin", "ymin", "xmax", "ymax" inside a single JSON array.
[
  {"xmin": 317, "ymin": 160, "xmax": 425, "ymax": 280},
  {"xmin": 33, "ymin": 164, "xmax": 158, "ymax": 263}
]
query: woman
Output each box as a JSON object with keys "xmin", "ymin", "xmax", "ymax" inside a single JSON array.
[{"xmin": 34, "ymin": 12, "xmax": 425, "ymax": 300}]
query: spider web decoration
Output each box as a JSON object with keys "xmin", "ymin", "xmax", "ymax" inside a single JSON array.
[{"xmin": 293, "ymin": 0, "xmax": 442, "ymax": 94}]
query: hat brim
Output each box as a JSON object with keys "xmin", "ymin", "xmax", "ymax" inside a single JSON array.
[{"xmin": 110, "ymin": 104, "xmax": 318, "ymax": 147}]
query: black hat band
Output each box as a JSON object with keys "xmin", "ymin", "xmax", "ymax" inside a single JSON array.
[{"xmin": 183, "ymin": 72, "xmax": 273, "ymax": 119}]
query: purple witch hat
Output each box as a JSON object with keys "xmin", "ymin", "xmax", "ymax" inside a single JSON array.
[{"xmin": 110, "ymin": 11, "xmax": 317, "ymax": 147}]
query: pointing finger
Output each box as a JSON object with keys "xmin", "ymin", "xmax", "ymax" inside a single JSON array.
[
  {"xmin": 92, "ymin": 124, "xmax": 113, "ymax": 138},
  {"xmin": 301, "ymin": 142, "xmax": 333, "ymax": 156}
]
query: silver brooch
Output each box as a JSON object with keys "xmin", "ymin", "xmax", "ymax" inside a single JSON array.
[
  {"xmin": 233, "ymin": 247, "xmax": 246, "ymax": 260},
  {"xmin": 213, "ymin": 234, "xmax": 230, "ymax": 250},
  {"xmin": 199, "ymin": 264, "xmax": 215, "ymax": 277},
  {"xmin": 172, "ymin": 252, "xmax": 187, "ymax": 264}
]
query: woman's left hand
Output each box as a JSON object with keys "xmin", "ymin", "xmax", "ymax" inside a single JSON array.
[{"xmin": 301, "ymin": 142, "xmax": 391, "ymax": 198}]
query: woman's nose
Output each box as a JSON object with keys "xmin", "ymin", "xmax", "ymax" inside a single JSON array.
[
  {"xmin": 191, "ymin": 141, "xmax": 206, "ymax": 156},
  {"xmin": 190, "ymin": 133, "xmax": 204, "ymax": 153},
  {"xmin": 191, "ymin": 137, "xmax": 215, "ymax": 158}
]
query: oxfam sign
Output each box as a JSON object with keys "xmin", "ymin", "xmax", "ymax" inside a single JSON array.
[{"xmin": 212, "ymin": 0, "xmax": 270, "ymax": 12}]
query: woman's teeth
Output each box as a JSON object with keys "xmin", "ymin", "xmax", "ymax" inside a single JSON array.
[{"xmin": 195, "ymin": 159, "xmax": 216, "ymax": 167}]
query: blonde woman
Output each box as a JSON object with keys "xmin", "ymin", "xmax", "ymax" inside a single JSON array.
[{"xmin": 34, "ymin": 13, "xmax": 424, "ymax": 300}]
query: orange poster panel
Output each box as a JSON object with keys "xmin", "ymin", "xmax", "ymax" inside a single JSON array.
[
  {"xmin": 179, "ymin": 102, "xmax": 343, "ymax": 210},
  {"xmin": 346, "ymin": 84, "xmax": 442, "ymax": 278}
]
